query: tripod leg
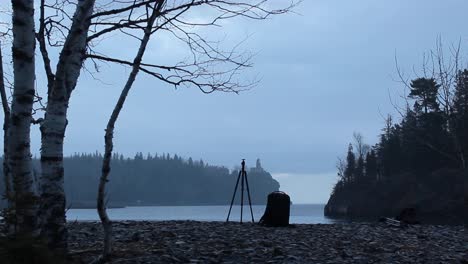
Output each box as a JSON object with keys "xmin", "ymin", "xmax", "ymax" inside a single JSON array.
[
  {"xmin": 241, "ymin": 170, "xmax": 245, "ymax": 224},
  {"xmin": 226, "ymin": 170, "xmax": 242, "ymax": 222},
  {"xmin": 244, "ymin": 171, "xmax": 255, "ymax": 223}
]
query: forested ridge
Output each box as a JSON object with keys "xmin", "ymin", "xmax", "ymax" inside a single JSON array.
[
  {"xmin": 0, "ymin": 154, "xmax": 279, "ymax": 208},
  {"xmin": 325, "ymin": 69, "xmax": 468, "ymax": 224}
]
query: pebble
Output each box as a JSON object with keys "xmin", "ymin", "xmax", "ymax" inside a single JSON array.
[{"xmin": 65, "ymin": 221, "xmax": 467, "ymax": 263}]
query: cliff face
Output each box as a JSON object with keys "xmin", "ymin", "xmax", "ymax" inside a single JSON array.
[{"xmin": 325, "ymin": 169, "xmax": 465, "ymax": 225}]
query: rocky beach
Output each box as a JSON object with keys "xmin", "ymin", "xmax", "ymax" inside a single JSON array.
[{"xmin": 66, "ymin": 221, "xmax": 468, "ymax": 263}]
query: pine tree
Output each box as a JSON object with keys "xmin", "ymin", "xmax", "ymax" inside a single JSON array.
[
  {"xmin": 365, "ymin": 150, "xmax": 378, "ymax": 181},
  {"xmin": 344, "ymin": 144, "xmax": 356, "ymax": 183},
  {"xmin": 409, "ymin": 78, "xmax": 440, "ymax": 114},
  {"xmin": 452, "ymin": 69, "xmax": 468, "ymax": 164},
  {"xmin": 355, "ymin": 156, "xmax": 365, "ymax": 182}
]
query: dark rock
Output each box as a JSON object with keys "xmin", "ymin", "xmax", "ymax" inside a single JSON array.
[
  {"xmin": 272, "ymin": 247, "xmax": 284, "ymax": 256},
  {"xmin": 131, "ymin": 232, "xmax": 141, "ymax": 242}
]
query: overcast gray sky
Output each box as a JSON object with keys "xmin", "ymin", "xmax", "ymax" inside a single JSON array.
[{"xmin": 2, "ymin": 0, "xmax": 468, "ymax": 203}]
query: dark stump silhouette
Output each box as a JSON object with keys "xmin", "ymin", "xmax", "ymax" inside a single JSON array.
[{"xmin": 259, "ymin": 191, "xmax": 290, "ymax": 227}]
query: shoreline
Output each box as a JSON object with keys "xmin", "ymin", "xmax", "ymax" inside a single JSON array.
[
  {"xmin": 65, "ymin": 204, "xmax": 335, "ymax": 224},
  {"xmin": 66, "ymin": 220, "xmax": 467, "ymax": 263}
]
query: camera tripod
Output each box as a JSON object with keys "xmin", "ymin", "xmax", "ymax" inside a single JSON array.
[{"xmin": 226, "ymin": 159, "xmax": 255, "ymax": 223}]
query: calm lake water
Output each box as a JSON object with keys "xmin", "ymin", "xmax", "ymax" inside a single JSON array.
[{"xmin": 67, "ymin": 204, "xmax": 336, "ymax": 224}]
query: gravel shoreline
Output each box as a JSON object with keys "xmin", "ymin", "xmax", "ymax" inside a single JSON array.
[{"xmin": 67, "ymin": 221, "xmax": 468, "ymax": 263}]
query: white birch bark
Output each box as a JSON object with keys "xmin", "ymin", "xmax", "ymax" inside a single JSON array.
[
  {"xmin": 0, "ymin": 42, "xmax": 13, "ymax": 233},
  {"xmin": 9, "ymin": 0, "xmax": 40, "ymax": 237},
  {"xmin": 98, "ymin": 2, "xmax": 164, "ymax": 259},
  {"xmin": 39, "ymin": 0, "xmax": 95, "ymax": 252}
]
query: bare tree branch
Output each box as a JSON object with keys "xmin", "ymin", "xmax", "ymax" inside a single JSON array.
[
  {"xmin": 98, "ymin": 1, "xmax": 165, "ymax": 260},
  {"xmin": 36, "ymin": 0, "xmax": 56, "ymax": 95}
]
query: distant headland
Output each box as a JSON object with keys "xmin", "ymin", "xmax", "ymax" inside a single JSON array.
[{"xmin": 0, "ymin": 155, "xmax": 279, "ymax": 208}]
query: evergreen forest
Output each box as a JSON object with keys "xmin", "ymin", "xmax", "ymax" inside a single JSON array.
[
  {"xmin": 0, "ymin": 154, "xmax": 279, "ymax": 208},
  {"xmin": 325, "ymin": 69, "xmax": 468, "ymax": 224}
]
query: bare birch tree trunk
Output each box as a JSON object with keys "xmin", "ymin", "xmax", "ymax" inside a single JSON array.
[
  {"xmin": 39, "ymin": 0, "xmax": 95, "ymax": 252},
  {"xmin": 0, "ymin": 42, "xmax": 13, "ymax": 234},
  {"xmin": 9, "ymin": 0, "xmax": 40, "ymax": 237},
  {"xmin": 98, "ymin": 2, "xmax": 164, "ymax": 259}
]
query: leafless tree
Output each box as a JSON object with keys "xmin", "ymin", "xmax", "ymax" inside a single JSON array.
[
  {"xmin": 0, "ymin": 41, "xmax": 13, "ymax": 234},
  {"xmin": 8, "ymin": 0, "xmax": 41, "ymax": 241},
  {"xmin": 352, "ymin": 132, "xmax": 369, "ymax": 159},
  {"xmin": 38, "ymin": 1, "xmax": 96, "ymax": 255},
  {"xmin": 2, "ymin": 0, "xmax": 97, "ymax": 257},
  {"xmin": 84, "ymin": 0, "xmax": 297, "ymax": 93},
  {"xmin": 98, "ymin": 2, "xmax": 164, "ymax": 260},
  {"xmin": 3, "ymin": 0, "xmax": 298, "ymax": 260},
  {"xmin": 92, "ymin": 0, "xmax": 297, "ymax": 260},
  {"xmin": 336, "ymin": 157, "xmax": 346, "ymax": 181}
]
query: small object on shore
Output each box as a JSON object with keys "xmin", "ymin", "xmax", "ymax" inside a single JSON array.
[
  {"xmin": 396, "ymin": 207, "xmax": 421, "ymax": 225},
  {"xmin": 259, "ymin": 191, "xmax": 290, "ymax": 227}
]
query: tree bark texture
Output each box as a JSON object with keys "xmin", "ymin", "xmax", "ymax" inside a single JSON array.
[
  {"xmin": 39, "ymin": 0, "xmax": 95, "ymax": 252},
  {"xmin": 0, "ymin": 41, "xmax": 13, "ymax": 233},
  {"xmin": 9, "ymin": 0, "xmax": 40, "ymax": 237}
]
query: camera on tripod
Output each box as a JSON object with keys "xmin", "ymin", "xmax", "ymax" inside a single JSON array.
[{"xmin": 226, "ymin": 159, "xmax": 255, "ymax": 223}]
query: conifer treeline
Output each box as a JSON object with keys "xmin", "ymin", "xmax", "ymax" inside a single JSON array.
[
  {"xmin": 0, "ymin": 154, "xmax": 279, "ymax": 207},
  {"xmin": 325, "ymin": 69, "xmax": 468, "ymax": 222}
]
